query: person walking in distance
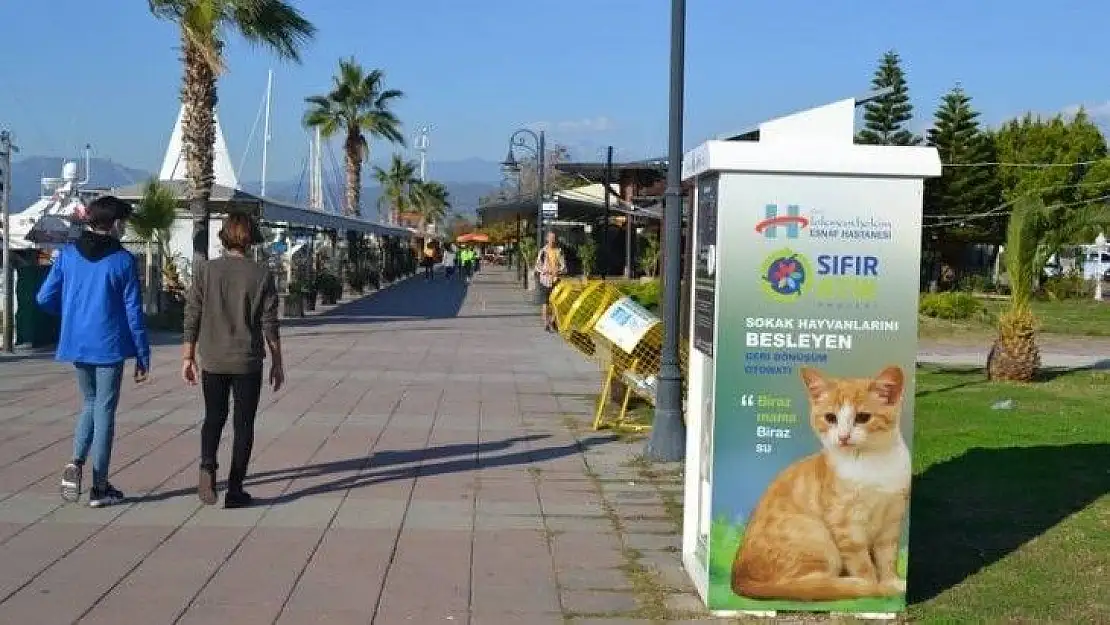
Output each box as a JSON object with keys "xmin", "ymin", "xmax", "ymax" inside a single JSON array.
[
  {"xmin": 442, "ymin": 244, "xmax": 457, "ymax": 280},
  {"xmin": 422, "ymin": 241, "xmax": 436, "ymax": 280},
  {"xmin": 36, "ymin": 196, "xmax": 151, "ymax": 508},
  {"xmin": 535, "ymin": 230, "xmax": 566, "ymax": 332},
  {"xmin": 182, "ymin": 215, "xmax": 284, "ymax": 509}
]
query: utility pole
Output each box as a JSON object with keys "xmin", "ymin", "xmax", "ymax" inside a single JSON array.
[
  {"xmin": 1, "ymin": 130, "xmax": 18, "ymax": 353},
  {"xmin": 415, "ymin": 126, "xmax": 429, "ymax": 182},
  {"xmin": 646, "ymin": 0, "xmax": 688, "ymax": 461}
]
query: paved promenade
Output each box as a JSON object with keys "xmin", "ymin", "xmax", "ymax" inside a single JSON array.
[{"xmin": 0, "ymin": 268, "xmax": 709, "ymax": 625}]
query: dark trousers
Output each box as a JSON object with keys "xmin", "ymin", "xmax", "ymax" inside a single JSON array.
[{"xmin": 200, "ymin": 370, "xmax": 263, "ymax": 492}]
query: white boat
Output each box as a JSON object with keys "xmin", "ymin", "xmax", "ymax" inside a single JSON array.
[{"xmin": 9, "ymin": 153, "xmax": 94, "ymax": 250}]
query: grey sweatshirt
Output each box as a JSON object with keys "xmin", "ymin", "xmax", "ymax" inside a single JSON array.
[{"xmin": 183, "ymin": 256, "xmax": 280, "ymax": 374}]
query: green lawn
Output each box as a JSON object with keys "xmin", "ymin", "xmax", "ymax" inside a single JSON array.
[
  {"xmin": 908, "ymin": 366, "xmax": 1110, "ymax": 623},
  {"xmin": 920, "ymin": 298, "xmax": 1110, "ymax": 340}
]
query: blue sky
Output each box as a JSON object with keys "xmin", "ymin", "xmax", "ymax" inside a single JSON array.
[{"xmin": 1, "ymin": 0, "xmax": 1107, "ymax": 181}]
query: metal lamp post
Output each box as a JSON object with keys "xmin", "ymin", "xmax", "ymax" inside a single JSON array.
[
  {"xmin": 646, "ymin": 0, "xmax": 687, "ymax": 462},
  {"xmin": 1096, "ymin": 233, "xmax": 1107, "ymax": 301},
  {"xmin": 0, "ymin": 130, "xmax": 17, "ymax": 353},
  {"xmin": 501, "ymin": 129, "xmax": 546, "ymax": 304}
]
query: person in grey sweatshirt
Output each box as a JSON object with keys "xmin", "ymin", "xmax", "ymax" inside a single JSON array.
[{"xmin": 181, "ymin": 214, "xmax": 284, "ymax": 508}]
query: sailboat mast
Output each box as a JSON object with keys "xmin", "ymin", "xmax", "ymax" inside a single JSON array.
[
  {"xmin": 311, "ymin": 127, "xmax": 323, "ymax": 210},
  {"xmin": 260, "ymin": 69, "xmax": 273, "ymax": 198}
]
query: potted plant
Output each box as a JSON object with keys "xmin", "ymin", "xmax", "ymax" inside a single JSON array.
[
  {"xmin": 284, "ymin": 281, "xmax": 306, "ymax": 318},
  {"xmin": 347, "ymin": 266, "xmax": 367, "ymax": 293},
  {"xmin": 303, "ymin": 281, "xmax": 318, "ymax": 312},
  {"xmin": 316, "ymin": 272, "xmax": 343, "ymax": 305},
  {"xmin": 577, "ymin": 239, "xmax": 598, "ymax": 279}
]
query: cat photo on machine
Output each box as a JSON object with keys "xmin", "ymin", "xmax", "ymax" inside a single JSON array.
[{"xmin": 730, "ymin": 365, "xmax": 910, "ymax": 602}]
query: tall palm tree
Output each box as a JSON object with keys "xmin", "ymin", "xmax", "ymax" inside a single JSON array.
[
  {"xmin": 303, "ymin": 58, "xmax": 404, "ymax": 218},
  {"xmin": 148, "ymin": 0, "xmax": 315, "ymax": 268},
  {"xmin": 413, "ymin": 180, "xmax": 450, "ymax": 234},
  {"xmin": 373, "ymin": 154, "xmax": 419, "ymax": 224},
  {"xmin": 130, "ymin": 179, "xmax": 178, "ymax": 311}
]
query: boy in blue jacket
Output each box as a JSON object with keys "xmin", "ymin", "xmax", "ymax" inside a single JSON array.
[{"xmin": 36, "ymin": 195, "xmax": 151, "ymax": 508}]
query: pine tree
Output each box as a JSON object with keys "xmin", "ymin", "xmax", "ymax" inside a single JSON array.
[
  {"xmin": 857, "ymin": 50, "xmax": 921, "ymax": 146},
  {"xmin": 924, "ymin": 85, "xmax": 1002, "ymax": 246}
]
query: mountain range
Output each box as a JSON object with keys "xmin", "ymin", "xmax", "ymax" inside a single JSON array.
[{"xmin": 6, "ymin": 156, "xmax": 505, "ymax": 219}]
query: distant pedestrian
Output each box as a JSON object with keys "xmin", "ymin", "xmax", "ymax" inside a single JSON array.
[
  {"xmin": 535, "ymin": 231, "xmax": 566, "ymax": 332},
  {"xmin": 462, "ymin": 247, "xmax": 475, "ymax": 280},
  {"xmin": 422, "ymin": 241, "xmax": 436, "ymax": 280},
  {"xmin": 442, "ymin": 245, "xmax": 457, "ymax": 280},
  {"xmin": 36, "ymin": 195, "xmax": 151, "ymax": 508},
  {"xmin": 182, "ymin": 214, "xmax": 284, "ymax": 509}
]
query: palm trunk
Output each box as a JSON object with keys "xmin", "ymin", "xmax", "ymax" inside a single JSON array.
[
  {"xmin": 344, "ymin": 132, "xmax": 361, "ymax": 218},
  {"xmin": 181, "ymin": 34, "xmax": 218, "ymax": 270}
]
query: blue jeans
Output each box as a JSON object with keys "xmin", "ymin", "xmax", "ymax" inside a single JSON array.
[{"xmin": 72, "ymin": 362, "xmax": 125, "ymax": 488}]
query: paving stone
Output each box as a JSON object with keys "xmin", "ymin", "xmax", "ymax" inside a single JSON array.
[
  {"xmin": 561, "ymin": 589, "xmax": 641, "ymax": 615},
  {"xmin": 0, "ymin": 269, "xmax": 641, "ymax": 621},
  {"xmin": 558, "ymin": 566, "xmax": 635, "ymax": 591},
  {"xmin": 665, "ymin": 592, "xmax": 708, "ymax": 614},
  {"xmin": 624, "ymin": 532, "xmax": 682, "ymax": 552}
]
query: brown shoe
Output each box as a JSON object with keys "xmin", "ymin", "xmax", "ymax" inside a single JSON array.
[{"xmin": 198, "ymin": 467, "xmax": 217, "ymax": 505}]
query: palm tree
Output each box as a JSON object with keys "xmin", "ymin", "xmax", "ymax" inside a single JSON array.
[
  {"xmin": 988, "ymin": 198, "xmax": 1044, "ymax": 381},
  {"xmin": 373, "ymin": 154, "xmax": 419, "ymax": 224},
  {"xmin": 148, "ymin": 0, "xmax": 315, "ymax": 268},
  {"xmin": 413, "ymin": 180, "xmax": 450, "ymax": 234},
  {"xmin": 303, "ymin": 58, "xmax": 404, "ymax": 218},
  {"xmin": 129, "ymin": 179, "xmax": 178, "ymax": 312}
]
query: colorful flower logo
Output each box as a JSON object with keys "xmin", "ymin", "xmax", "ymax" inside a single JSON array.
[{"xmin": 761, "ymin": 249, "xmax": 810, "ymax": 302}]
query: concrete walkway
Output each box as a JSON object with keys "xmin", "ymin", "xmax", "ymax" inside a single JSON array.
[{"xmin": 0, "ymin": 268, "xmax": 708, "ymax": 625}]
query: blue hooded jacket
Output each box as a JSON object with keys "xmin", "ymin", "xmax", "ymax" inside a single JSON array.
[{"xmin": 36, "ymin": 231, "xmax": 151, "ymax": 370}]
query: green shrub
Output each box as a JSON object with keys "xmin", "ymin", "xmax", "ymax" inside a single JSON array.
[
  {"xmin": 346, "ymin": 266, "xmax": 368, "ymax": 293},
  {"xmin": 919, "ymin": 292, "xmax": 984, "ymax": 320},
  {"xmin": 618, "ymin": 280, "xmax": 661, "ymax": 313},
  {"xmin": 957, "ymin": 273, "xmax": 994, "ymax": 293},
  {"xmin": 1040, "ymin": 273, "xmax": 1093, "ymax": 301},
  {"xmin": 315, "ymin": 272, "xmax": 343, "ymax": 301}
]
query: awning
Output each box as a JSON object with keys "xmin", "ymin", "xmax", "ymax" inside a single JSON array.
[{"xmin": 109, "ymin": 181, "xmax": 412, "ymax": 238}]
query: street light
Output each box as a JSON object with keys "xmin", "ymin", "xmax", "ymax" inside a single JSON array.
[
  {"xmin": 645, "ymin": 0, "xmax": 687, "ymax": 462},
  {"xmin": 501, "ymin": 128, "xmax": 546, "ymax": 304}
]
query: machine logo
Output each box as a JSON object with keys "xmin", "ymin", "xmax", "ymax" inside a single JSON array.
[
  {"xmin": 761, "ymin": 248, "xmax": 810, "ymax": 302},
  {"xmin": 754, "ymin": 204, "xmax": 809, "ymax": 239}
]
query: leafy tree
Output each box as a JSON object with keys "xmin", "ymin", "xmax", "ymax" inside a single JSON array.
[
  {"xmin": 924, "ymin": 85, "xmax": 1002, "ymax": 249},
  {"xmin": 448, "ymin": 213, "xmax": 474, "ymax": 238},
  {"xmin": 480, "ymin": 142, "xmax": 578, "ymax": 206},
  {"xmin": 993, "ymin": 110, "xmax": 1110, "ymax": 261},
  {"xmin": 856, "ymin": 51, "xmax": 920, "ymax": 146},
  {"xmin": 149, "ymin": 0, "xmax": 315, "ymax": 267},
  {"xmin": 304, "ymin": 58, "xmax": 404, "ymax": 217},
  {"xmin": 373, "ymin": 154, "xmax": 419, "ymax": 224}
]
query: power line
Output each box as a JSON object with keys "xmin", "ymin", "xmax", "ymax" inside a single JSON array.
[
  {"xmin": 924, "ymin": 193, "xmax": 1110, "ymax": 229},
  {"xmin": 941, "ymin": 159, "xmax": 1101, "ymax": 168},
  {"xmin": 923, "ymin": 179, "xmax": 1110, "ymax": 223}
]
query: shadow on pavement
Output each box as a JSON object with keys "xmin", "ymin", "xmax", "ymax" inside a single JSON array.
[
  {"xmin": 908, "ymin": 443, "xmax": 1110, "ymax": 603},
  {"xmin": 132, "ymin": 433, "xmax": 621, "ymax": 505},
  {"xmin": 286, "ymin": 271, "xmax": 469, "ymax": 327}
]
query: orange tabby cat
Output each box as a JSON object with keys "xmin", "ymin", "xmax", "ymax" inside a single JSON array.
[{"xmin": 730, "ymin": 365, "xmax": 910, "ymax": 601}]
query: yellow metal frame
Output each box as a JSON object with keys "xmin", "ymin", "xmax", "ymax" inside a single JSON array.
[
  {"xmin": 546, "ymin": 278, "xmax": 693, "ymax": 433},
  {"xmin": 592, "ymin": 363, "xmax": 653, "ymax": 432}
]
